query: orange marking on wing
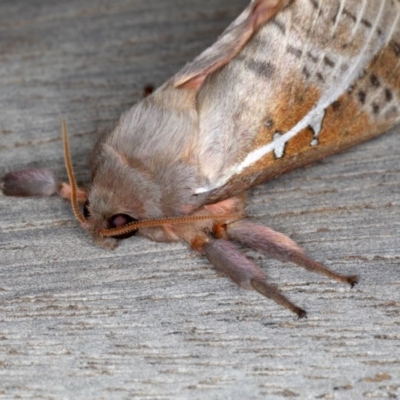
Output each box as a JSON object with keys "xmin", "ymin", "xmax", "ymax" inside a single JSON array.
[
  {"xmin": 241, "ymin": 75, "xmax": 321, "ymax": 177},
  {"xmin": 254, "ymin": 78, "xmax": 320, "ymax": 145},
  {"xmin": 206, "ymin": 55, "xmax": 398, "ymax": 203},
  {"xmin": 371, "ymin": 43, "xmax": 400, "ymax": 98},
  {"xmin": 321, "ymin": 93, "xmax": 372, "ymax": 149},
  {"xmin": 285, "ymin": 127, "xmax": 314, "ymax": 157}
]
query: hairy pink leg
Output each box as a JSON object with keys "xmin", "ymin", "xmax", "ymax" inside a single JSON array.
[
  {"xmin": 58, "ymin": 182, "xmax": 88, "ymax": 204},
  {"xmin": 1, "ymin": 168, "xmax": 88, "ymax": 204},
  {"xmin": 1, "ymin": 168, "xmax": 59, "ymax": 197},
  {"xmin": 202, "ymin": 239, "xmax": 307, "ymax": 318},
  {"xmin": 226, "ymin": 220, "xmax": 358, "ymax": 286}
]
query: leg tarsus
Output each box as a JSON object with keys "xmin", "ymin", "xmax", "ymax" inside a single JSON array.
[
  {"xmin": 350, "ymin": 278, "xmax": 359, "ymax": 288},
  {"xmin": 250, "ymin": 278, "xmax": 307, "ymax": 319},
  {"xmin": 290, "ymin": 252, "xmax": 359, "ymax": 287},
  {"xmin": 202, "ymin": 238, "xmax": 306, "ymax": 317}
]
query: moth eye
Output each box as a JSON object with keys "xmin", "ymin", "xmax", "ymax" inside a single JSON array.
[
  {"xmin": 107, "ymin": 213, "xmax": 138, "ymax": 239},
  {"xmin": 83, "ymin": 200, "xmax": 91, "ymax": 219}
]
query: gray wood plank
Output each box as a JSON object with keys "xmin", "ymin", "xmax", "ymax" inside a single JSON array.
[{"xmin": 0, "ymin": 1, "xmax": 399, "ymax": 399}]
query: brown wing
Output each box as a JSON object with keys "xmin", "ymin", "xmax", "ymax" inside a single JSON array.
[{"xmin": 201, "ymin": 0, "xmax": 400, "ymax": 203}]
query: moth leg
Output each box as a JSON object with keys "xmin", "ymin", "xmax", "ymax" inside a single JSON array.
[
  {"xmin": 58, "ymin": 182, "xmax": 88, "ymax": 204},
  {"xmin": 198, "ymin": 238, "xmax": 307, "ymax": 318},
  {"xmin": 225, "ymin": 220, "xmax": 359, "ymax": 287},
  {"xmin": 1, "ymin": 168, "xmax": 88, "ymax": 204},
  {"xmin": 1, "ymin": 168, "xmax": 60, "ymax": 197}
]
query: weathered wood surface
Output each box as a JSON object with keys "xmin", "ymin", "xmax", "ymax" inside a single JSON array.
[{"xmin": 0, "ymin": 1, "xmax": 399, "ymax": 398}]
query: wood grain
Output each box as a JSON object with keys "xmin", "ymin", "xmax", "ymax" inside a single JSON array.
[{"xmin": 0, "ymin": 1, "xmax": 399, "ymax": 398}]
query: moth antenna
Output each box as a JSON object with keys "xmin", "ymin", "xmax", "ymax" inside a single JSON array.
[
  {"xmin": 99, "ymin": 214, "xmax": 242, "ymax": 237},
  {"xmin": 62, "ymin": 119, "xmax": 86, "ymax": 224}
]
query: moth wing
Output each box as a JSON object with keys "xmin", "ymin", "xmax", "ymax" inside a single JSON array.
[
  {"xmin": 188, "ymin": 0, "xmax": 400, "ymax": 202},
  {"xmin": 173, "ymin": 0, "xmax": 289, "ymax": 90}
]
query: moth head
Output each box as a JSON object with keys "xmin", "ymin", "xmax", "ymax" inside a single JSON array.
[
  {"xmin": 62, "ymin": 118, "xmax": 175, "ymax": 248},
  {"xmin": 62, "ymin": 102, "xmax": 236, "ymax": 249}
]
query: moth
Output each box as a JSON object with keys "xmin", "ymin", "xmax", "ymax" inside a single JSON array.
[{"xmin": 2, "ymin": 0, "xmax": 400, "ymax": 317}]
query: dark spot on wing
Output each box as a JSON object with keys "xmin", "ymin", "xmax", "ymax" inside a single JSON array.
[
  {"xmin": 358, "ymin": 90, "xmax": 366, "ymax": 104},
  {"xmin": 265, "ymin": 118, "xmax": 274, "ymax": 128},
  {"xmin": 370, "ymin": 74, "xmax": 380, "ymax": 87},
  {"xmin": 307, "ymin": 51, "xmax": 318, "ymax": 63},
  {"xmin": 246, "ymin": 59, "xmax": 276, "ymax": 79},
  {"xmin": 331, "ymin": 100, "xmax": 341, "ymax": 111},
  {"xmin": 323, "ymin": 56, "xmax": 335, "ymax": 68},
  {"xmin": 302, "ymin": 67, "xmax": 311, "ymax": 79},
  {"xmin": 385, "ymin": 88, "xmax": 393, "ymax": 103},
  {"xmin": 372, "ymin": 103, "xmax": 380, "ymax": 115},
  {"xmin": 287, "ymin": 45, "xmax": 302, "ymax": 58},
  {"xmin": 390, "ymin": 41, "xmax": 400, "ymax": 57},
  {"xmin": 343, "ymin": 8, "xmax": 356, "ymax": 22},
  {"xmin": 361, "ymin": 19, "xmax": 372, "ymax": 29},
  {"xmin": 271, "ymin": 19, "xmax": 286, "ymax": 35}
]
